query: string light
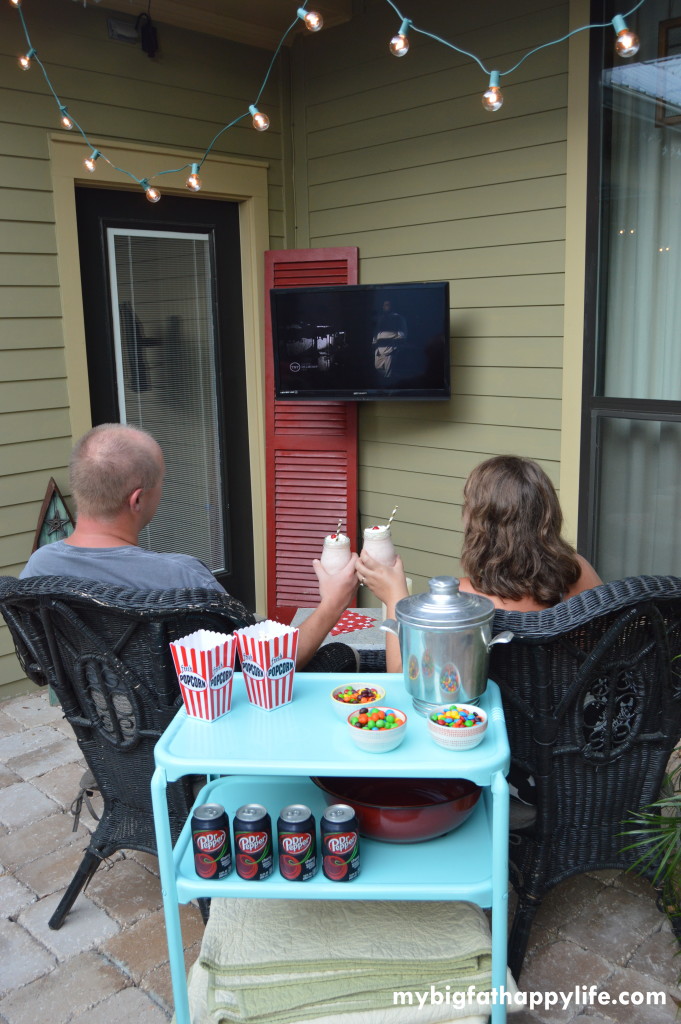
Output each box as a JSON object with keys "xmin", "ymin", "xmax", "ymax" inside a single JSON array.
[
  {"xmin": 185, "ymin": 163, "xmax": 202, "ymax": 191},
  {"xmin": 83, "ymin": 148, "xmax": 100, "ymax": 172},
  {"xmin": 59, "ymin": 105, "xmax": 74, "ymax": 130},
  {"xmin": 389, "ymin": 18, "xmax": 410, "ymax": 57},
  {"xmin": 297, "ymin": 7, "xmax": 323, "ymax": 32},
  {"xmin": 249, "ymin": 104, "xmax": 270, "ymax": 131},
  {"xmin": 612, "ymin": 14, "xmax": 640, "ymax": 57},
  {"xmin": 8, "ymin": 0, "xmax": 650, "ymax": 199},
  {"xmin": 18, "ymin": 46, "xmax": 35, "ymax": 70},
  {"xmin": 141, "ymin": 179, "xmax": 161, "ymax": 203},
  {"xmin": 482, "ymin": 71, "xmax": 503, "ymax": 112}
]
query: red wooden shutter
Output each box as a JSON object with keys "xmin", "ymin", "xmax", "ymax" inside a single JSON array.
[{"xmin": 265, "ymin": 247, "xmax": 359, "ymax": 623}]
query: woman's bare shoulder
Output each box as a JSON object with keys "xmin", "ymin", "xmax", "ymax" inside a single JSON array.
[{"xmin": 565, "ymin": 554, "xmax": 603, "ymax": 598}]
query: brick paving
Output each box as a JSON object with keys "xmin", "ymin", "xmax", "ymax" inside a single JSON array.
[{"xmin": 0, "ymin": 689, "xmax": 678, "ymax": 1023}]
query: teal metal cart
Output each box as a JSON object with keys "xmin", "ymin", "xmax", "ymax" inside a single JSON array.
[{"xmin": 151, "ymin": 673, "xmax": 510, "ymax": 1024}]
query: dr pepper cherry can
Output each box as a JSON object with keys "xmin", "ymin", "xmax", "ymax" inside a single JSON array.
[
  {"xmin": 233, "ymin": 803, "xmax": 273, "ymax": 880},
  {"xmin": 321, "ymin": 804, "xmax": 360, "ymax": 881},
  {"xmin": 191, "ymin": 803, "xmax": 232, "ymax": 879},
  {"xmin": 277, "ymin": 804, "xmax": 317, "ymax": 880}
]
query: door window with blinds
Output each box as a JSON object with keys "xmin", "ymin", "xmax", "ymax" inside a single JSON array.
[
  {"xmin": 108, "ymin": 228, "xmax": 226, "ymax": 573},
  {"xmin": 75, "ymin": 187, "xmax": 254, "ymax": 605}
]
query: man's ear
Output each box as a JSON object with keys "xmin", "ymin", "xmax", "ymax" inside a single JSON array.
[{"xmin": 129, "ymin": 487, "xmax": 144, "ymax": 512}]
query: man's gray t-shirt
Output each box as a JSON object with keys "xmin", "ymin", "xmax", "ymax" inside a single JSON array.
[{"xmin": 20, "ymin": 540, "xmax": 225, "ymax": 593}]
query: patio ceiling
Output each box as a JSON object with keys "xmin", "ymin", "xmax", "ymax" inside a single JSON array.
[{"xmin": 93, "ymin": 0, "xmax": 354, "ymax": 50}]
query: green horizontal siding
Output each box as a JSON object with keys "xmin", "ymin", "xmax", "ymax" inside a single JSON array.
[{"xmin": 0, "ymin": 0, "xmax": 289, "ymax": 697}]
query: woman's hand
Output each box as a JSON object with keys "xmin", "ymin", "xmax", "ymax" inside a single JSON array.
[
  {"xmin": 357, "ymin": 551, "xmax": 408, "ymax": 674},
  {"xmin": 357, "ymin": 551, "xmax": 409, "ymax": 612}
]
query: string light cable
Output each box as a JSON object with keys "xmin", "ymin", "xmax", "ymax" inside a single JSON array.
[
  {"xmin": 383, "ymin": 0, "xmax": 646, "ymax": 109},
  {"xmin": 8, "ymin": 0, "xmax": 648, "ymax": 201}
]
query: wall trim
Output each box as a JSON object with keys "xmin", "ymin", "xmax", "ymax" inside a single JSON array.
[
  {"xmin": 560, "ymin": 0, "xmax": 591, "ymax": 545},
  {"xmin": 47, "ymin": 134, "xmax": 270, "ymax": 612}
]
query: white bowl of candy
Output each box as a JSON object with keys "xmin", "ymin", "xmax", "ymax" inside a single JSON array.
[
  {"xmin": 427, "ymin": 704, "xmax": 488, "ymax": 751},
  {"xmin": 347, "ymin": 706, "xmax": 407, "ymax": 753},
  {"xmin": 330, "ymin": 682, "xmax": 385, "ymax": 718}
]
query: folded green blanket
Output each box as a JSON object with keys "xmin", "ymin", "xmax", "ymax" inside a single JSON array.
[
  {"xmin": 184, "ymin": 958, "xmax": 500, "ymax": 1024},
  {"xmin": 196, "ymin": 899, "xmax": 500, "ymax": 1022},
  {"xmin": 209, "ymin": 974, "xmax": 493, "ymax": 1023},
  {"xmin": 201, "ymin": 899, "xmax": 492, "ymax": 977}
]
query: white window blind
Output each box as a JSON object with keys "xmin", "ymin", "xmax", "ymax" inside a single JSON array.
[{"xmin": 108, "ymin": 228, "xmax": 226, "ymax": 573}]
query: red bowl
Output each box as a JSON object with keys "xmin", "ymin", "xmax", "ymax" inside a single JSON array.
[{"xmin": 311, "ymin": 776, "xmax": 481, "ymax": 844}]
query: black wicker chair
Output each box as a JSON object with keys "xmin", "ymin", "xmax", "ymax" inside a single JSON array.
[
  {"xmin": 0, "ymin": 574, "xmax": 256, "ymax": 930},
  {"xmin": 489, "ymin": 574, "xmax": 681, "ymax": 979}
]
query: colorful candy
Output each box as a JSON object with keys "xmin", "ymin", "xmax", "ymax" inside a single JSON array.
[
  {"xmin": 334, "ymin": 685, "xmax": 381, "ymax": 705},
  {"xmin": 430, "ymin": 705, "xmax": 484, "ymax": 729},
  {"xmin": 349, "ymin": 708, "xmax": 403, "ymax": 730}
]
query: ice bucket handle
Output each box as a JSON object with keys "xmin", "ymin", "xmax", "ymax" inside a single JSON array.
[
  {"xmin": 487, "ymin": 630, "xmax": 513, "ymax": 649},
  {"xmin": 380, "ymin": 618, "xmax": 399, "ymax": 638}
]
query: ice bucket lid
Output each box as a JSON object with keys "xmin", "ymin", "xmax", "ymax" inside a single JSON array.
[{"xmin": 395, "ymin": 576, "xmax": 495, "ymax": 629}]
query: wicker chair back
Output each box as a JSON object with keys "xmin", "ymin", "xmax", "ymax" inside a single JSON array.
[
  {"xmin": 489, "ymin": 574, "xmax": 681, "ymax": 978},
  {"xmin": 0, "ymin": 574, "xmax": 254, "ymax": 929}
]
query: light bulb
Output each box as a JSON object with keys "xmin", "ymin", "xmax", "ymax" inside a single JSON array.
[
  {"xmin": 297, "ymin": 7, "xmax": 323, "ymax": 31},
  {"xmin": 615, "ymin": 28, "xmax": 639, "ymax": 57},
  {"xmin": 145, "ymin": 184, "xmax": 161, "ymax": 203},
  {"xmin": 186, "ymin": 163, "xmax": 202, "ymax": 192},
  {"xmin": 84, "ymin": 149, "xmax": 100, "ymax": 173},
  {"xmin": 482, "ymin": 72, "xmax": 503, "ymax": 112},
  {"xmin": 59, "ymin": 107, "xmax": 74, "ymax": 130},
  {"xmin": 9, "ymin": 0, "xmax": 22, "ymax": 7},
  {"xmin": 612, "ymin": 15, "xmax": 640, "ymax": 57},
  {"xmin": 389, "ymin": 19, "xmax": 410, "ymax": 57},
  {"xmin": 249, "ymin": 104, "xmax": 270, "ymax": 131},
  {"xmin": 18, "ymin": 47, "xmax": 35, "ymax": 70}
]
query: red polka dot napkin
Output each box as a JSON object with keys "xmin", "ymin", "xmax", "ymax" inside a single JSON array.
[{"xmin": 330, "ymin": 610, "xmax": 377, "ymax": 636}]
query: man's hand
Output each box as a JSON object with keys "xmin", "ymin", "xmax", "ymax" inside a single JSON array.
[
  {"xmin": 296, "ymin": 553, "xmax": 359, "ymax": 668},
  {"xmin": 313, "ymin": 553, "xmax": 359, "ymax": 614}
]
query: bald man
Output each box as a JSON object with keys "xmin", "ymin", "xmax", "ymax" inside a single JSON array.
[{"xmin": 21, "ymin": 423, "xmax": 359, "ymax": 669}]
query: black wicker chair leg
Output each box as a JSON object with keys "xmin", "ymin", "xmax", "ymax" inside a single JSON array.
[
  {"xmin": 197, "ymin": 897, "xmax": 211, "ymax": 925},
  {"xmin": 48, "ymin": 850, "xmax": 102, "ymax": 929},
  {"xmin": 508, "ymin": 894, "xmax": 541, "ymax": 981}
]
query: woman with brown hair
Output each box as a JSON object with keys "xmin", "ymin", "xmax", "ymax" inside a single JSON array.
[
  {"xmin": 458, "ymin": 455, "xmax": 601, "ymax": 610},
  {"xmin": 358, "ymin": 455, "xmax": 601, "ymax": 670}
]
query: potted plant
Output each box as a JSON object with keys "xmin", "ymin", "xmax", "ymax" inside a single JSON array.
[{"xmin": 621, "ymin": 751, "xmax": 681, "ymax": 938}]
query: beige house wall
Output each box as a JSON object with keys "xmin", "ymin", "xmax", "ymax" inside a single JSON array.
[
  {"xmin": 288, "ymin": 0, "xmax": 587, "ymax": 596},
  {"xmin": 0, "ymin": 0, "xmax": 282, "ymax": 695}
]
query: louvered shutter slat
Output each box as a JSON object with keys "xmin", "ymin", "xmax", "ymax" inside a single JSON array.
[{"xmin": 265, "ymin": 248, "xmax": 359, "ymax": 622}]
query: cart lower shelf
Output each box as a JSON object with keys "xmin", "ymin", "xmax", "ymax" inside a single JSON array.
[{"xmin": 174, "ymin": 775, "xmax": 496, "ymax": 905}]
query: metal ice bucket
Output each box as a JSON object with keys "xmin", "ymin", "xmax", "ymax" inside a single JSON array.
[{"xmin": 382, "ymin": 576, "xmax": 512, "ymax": 716}]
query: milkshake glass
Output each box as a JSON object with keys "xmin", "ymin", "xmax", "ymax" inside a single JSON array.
[
  {"xmin": 361, "ymin": 524, "xmax": 397, "ymax": 566},
  {"xmin": 320, "ymin": 532, "xmax": 352, "ymax": 574}
]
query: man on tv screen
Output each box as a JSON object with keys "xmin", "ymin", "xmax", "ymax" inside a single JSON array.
[{"xmin": 371, "ymin": 298, "xmax": 408, "ymax": 379}]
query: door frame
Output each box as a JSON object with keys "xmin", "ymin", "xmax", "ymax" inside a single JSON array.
[{"xmin": 48, "ymin": 134, "xmax": 269, "ymax": 611}]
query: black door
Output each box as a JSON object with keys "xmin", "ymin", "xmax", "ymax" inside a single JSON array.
[{"xmin": 75, "ymin": 186, "xmax": 255, "ymax": 608}]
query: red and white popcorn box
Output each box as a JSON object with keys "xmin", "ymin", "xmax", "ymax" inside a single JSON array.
[
  {"xmin": 169, "ymin": 629, "xmax": 237, "ymax": 722},
  {"xmin": 234, "ymin": 621, "xmax": 299, "ymax": 711}
]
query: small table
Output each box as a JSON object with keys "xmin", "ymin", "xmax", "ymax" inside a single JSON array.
[{"xmin": 292, "ymin": 607, "xmax": 386, "ymax": 669}]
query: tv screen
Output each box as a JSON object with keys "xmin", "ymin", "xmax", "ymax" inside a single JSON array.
[{"xmin": 271, "ymin": 281, "xmax": 450, "ymax": 401}]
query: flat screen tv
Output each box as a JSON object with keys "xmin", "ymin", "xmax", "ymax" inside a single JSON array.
[{"xmin": 271, "ymin": 281, "xmax": 450, "ymax": 401}]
